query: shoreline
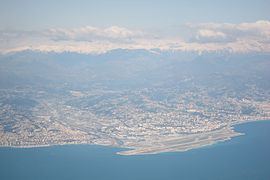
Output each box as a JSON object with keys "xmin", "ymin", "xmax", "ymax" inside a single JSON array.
[
  {"xmin": 1, "ymin": 119, "xmax": 269, "ymax": 155},
  {"xmin": 118, "ymin": 118, "xmax": 269, "ymax": 156}
]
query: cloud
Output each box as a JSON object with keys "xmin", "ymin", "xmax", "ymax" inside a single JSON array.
[
  {"xmin": 194, "ymin": 29, "xmax": 228, "ymax": 43},
  {"xmin": 45, "ymin": 26, "xmax": 143, "ymax": 42},
  {"xmin": 1, "ymin": 21, "xmax": 270, "ymax": 54},
  {"xmin": 197, "ymin": 29, "xmax": 226, "ymax": 38},
  {"xmin": 188, "ymin": 20, "xmax": 270, "ymax": 43}
]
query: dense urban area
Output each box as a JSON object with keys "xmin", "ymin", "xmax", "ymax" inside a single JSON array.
[{"xmin": 0, "ymin": 50, "xmax": 269, "ymax": 154}]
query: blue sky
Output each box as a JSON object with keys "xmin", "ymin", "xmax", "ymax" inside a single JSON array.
[
  {"xmin": 1, "ymin": 0, "xmax": 269, "ymax": 30},
  {"xmin": 0, "ymin": 0, "xmax": 270, "ymax": 54}
]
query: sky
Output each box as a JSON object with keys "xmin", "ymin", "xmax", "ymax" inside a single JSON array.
[{"xmin": 0, "ymin": 0, "xmax": 270, "ymax": 54}]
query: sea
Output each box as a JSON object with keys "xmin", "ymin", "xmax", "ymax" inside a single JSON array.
[{"xmin": 0, "ymin": 120, "xmax": 270, "ymax": 180}]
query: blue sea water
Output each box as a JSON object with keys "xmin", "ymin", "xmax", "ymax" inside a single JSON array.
[{"xmin": 0, "ymin": 121, "xmax": 270, "ymax": 180}]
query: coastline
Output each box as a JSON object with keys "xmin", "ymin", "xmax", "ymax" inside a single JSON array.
[
  {"xmin": 117, "ymin": 126, "xmax": 243, "ymax": 155},
  {"xmin": 1, "ymin": 119, "xmax": 269, "ymax": 156},
  {"xmin": 118, "ymin": 118, "xmax": 270, "ymax": 155}
]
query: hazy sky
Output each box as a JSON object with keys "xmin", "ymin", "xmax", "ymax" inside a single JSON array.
[
  {"xmin": 1, "ymin": 0, "xmax": 270, "ymax": 54},
  {"xmin": 1, "ymin": 0, "xmax": 269, "ymax": 30}
]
